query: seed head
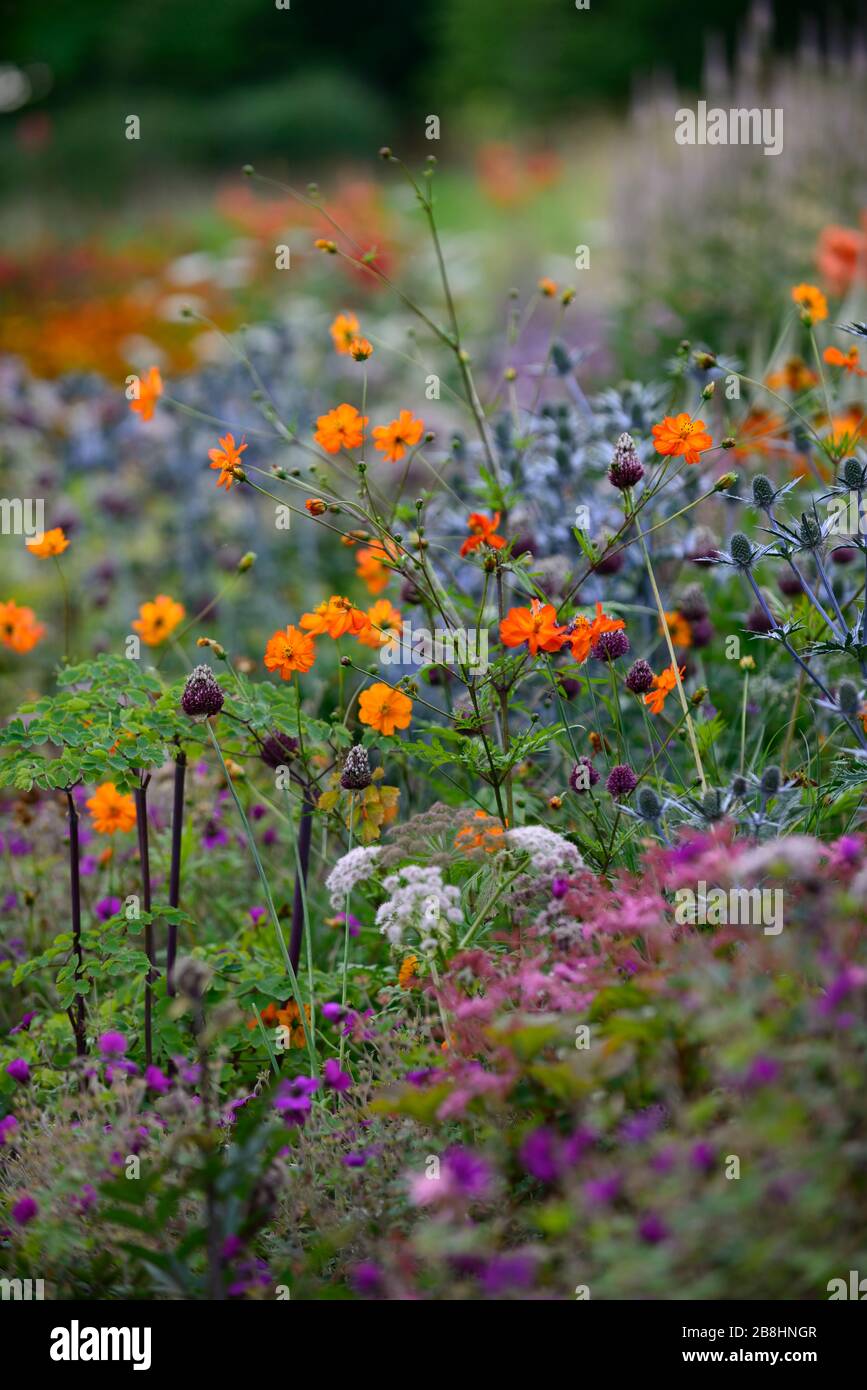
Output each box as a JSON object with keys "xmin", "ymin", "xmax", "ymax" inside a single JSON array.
[
  {"xmin": 340, "ymin": 745, "xmax": 372, "ymax": 791},
  {"xmin": 181, "ymin": 665, "xmax": 224, "ymax": 718},
  {"xmin": 729, "ymin": 532, "xmax": 754, "ymax": 568},
  {"xmin": 625, "ymin": 659, "xmax": 654, "ymax": 694},
  {"xmin": 838, "ymin": 679, "xmax": 860, "ymax": 717},
  {"xmin": 608, "ymin": 433, "xmax": 645, "ymax": 490},
  {"xmin": 752, "ymin": 474, "xmax": 776, "ymax": 510}
]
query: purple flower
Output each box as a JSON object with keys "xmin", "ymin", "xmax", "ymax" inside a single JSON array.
[
  {"xmin": 445, "ymin": 1146, "xmax": 493, "ymax": 1200},
  {"xmin": 79, "ymin": 855, "xmax": 98, "ymax": 877},
  {"xmin": 1, "ymin": 891, "xmax": 18, "ymax": 913},
  {"xmin": 352, "ymin": 1261, "xmax": 383, "ymax": 1296},
  {"xmin": 638, "ymin": 1213, "xmax": 669, "ymax": 1244},
  {"xmin": 343, "ymin": 1151, "xmax": 369, "ymax": 1168},
  {"xmin": 95, "ymin": 896, "xmax": 122, "ymax": 923},
  {"xmin": 273, "ymin": 1075, "xmax": 319, "ymax": 1124},
  {"xmin": 248, "ymin": 905, "xmax": 266, "ymax": 926},
  {"xmin": 323, "ymin": 1058, "xmax": 352, "ymax": 1093},
  {"xmin": 569, "ymin": 756, "xmax": 599, "ymax": 794},
  {"xmin": 606, "ymin": 764, "xmax": 638, "ymax": 798},
  {"xmin": 583, "ymin": 1176, "xmax": 621, "ymax": 1206},
  {"xmin": 220, "ymin": 1234, "xmax": 244, "ymax": 1261},
  {"xmin": 97, "ymin": 1031, "xmax": 127, "ymax": 1059},
  {"xmin": 608, "ymin": 433, "xmax": 645, "ymax": 490},
  {"xmin": 625, "ymin": 659, "xmax": 654, "ymax": 694},
  {"xmin": 690, "ymin": 1142, "xmax": 715, "ymax": 1173},
  {"xmin": 0, "ymin": 1114, "xmax": 19, "ymax": 1144},
  {"xmin": 6, "ymin": 1058, "xmax": 30, "ymax": 1085},
  {"xmin": 551, "ymin": 876, "xmax": 570, "ymax": 899},
  {"xmin": 482, "ymin": 1253, "xmax": 536, "ymax": 1295},
  {"xmin": 592, "ymin": 628, "xmax": 630, "ymax": 662},
  {"xmin": 9, "ymin": 1011, "xmax": 36, "ymax": 1036},
  {"xmin": 12, "ymin": 1195, "xmax": 37, "ymax": 1225},
  {"xmin": 202, "ymin": 820, "xmax": 229, "ymax": 850},
  {"xmin": 181, "ymin": 664, "xmax": 224, "ymax": 718},
  {"xmin": 321, "ymin": 1002, "xmax": 347, "ymax": 1023},
  {"xmin": 519, "ymin": 1127, "xmax": 561, "ymax": 1184},
  {"xmin": 144, "ymin": 1065, "xmax": 172, "ymax": 1095},
  {"xmin": 620, "ymin": 1106, "xmax": 665, "ymax": 1144},
  {"xmin": 743, "ymin": 1055, "xmax": 780, "ymax": 1089}
]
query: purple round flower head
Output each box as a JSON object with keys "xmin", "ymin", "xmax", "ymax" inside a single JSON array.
[
  {"xmin": 638, "ymin": 1213, "xmax": 669, "ymax": 1244},
  {"xmin": 323, "ymin": 1058, "xmax": 352, "ymax": 1093},
  {"xmin": 832, "ymin": 546, "xmax": 858, "ymax": 565},
  {"xmin": 321, "ymin": 1001, "xmax": 347, "ymax": 1023},
  {"xmin": 144, "ymin": 1065, "xmax": 172, "ymax": 1096},
  {"xmin": 746, "ymin": 606, "xmax": 775, "ymax": 634},
  {"xmin": 551, "ymin": 876, "xmax": 570, "ymax": 899},
  {"xmin": 556, "ymin": 674, "xmax": 582, "ymax": 700},
  {"xmin": 778, "ymin": 570, "xmax": 803, "ymax": 597},
  {"xmin": 249, "ymin": 905, "xmax": 266, "ymax": 926},
  {"xmin": 98, "ymin": 1031, "xmax": 127, "ymax": 1059},
  {"xmin": 519, "ymin": 1127, "xmax": 561, "ymax": 1184},
  {"xmin": 12, "ymin": 1195, "xmax": 38, "ymax": 1225},
  {"xmin": 591, "ymin": 628, "xmax": 630, "ymax": 662},
  {"xmin": 260, "ymin": 731, "xmax": 299, "ymax": 770},
  {"xmin": 273, "ymin": 1075, "xmax": 319, "ymax": 1124},
  {"xmin": 676, "ymin": 585, "xmax": 709, "ymax": 621},
  {"xmin": 340, "ymin": 744, "xmax": 372, "ymax": 791},
  {"xmin": 744, "ymin": 1055, "xmax": 780, "ymax": 1089},
  {"xmin": 569, "ymin": 756, "xmax": 599, "ymax": 794},
  {"xmin": 343, "ymin": 1150, "xmax": 368, "ymax": 1168},
  {"xmin": 593, "ymin": 549, "xmax": 625, "ymax": 576},
  {"xmin": 181, "ymin": 664, "xmax": 224, "ymax": 718},
  {"xmin": 607, "ymin": 764, "xmax": 638, "ymax": 798},
  {"xmin": 690, "ymin": 1141, "xmax": 715, "ymax": 1173},
  {"xmin": 95, "ymin": 895, "xmax": 122, "ymax": 923},
  {"xmin": 608, "ymin": 432, "xmax": 645, "ymax": 490},
  {"xmin": 6, "ymin": 1058, "xmax": 29, "ymax": 1085},
  {"xmin": 0, "ymin": 1113, "xmax": 19, "ymax": 1144},
  {"xmin": 10, "ymin": 1010, "xmax": 36, "ymax": 1036},
  {"xmin": 352, "ymin": 1261, "xmax": 383, "ymax": 1296},
  {"xmin": 445, "ymin": 1146, "xmax": 493, "ymax": 1199},
  {"xmin": 689, "ymin": 615, "xmax": 713, "ymax": 648},
  {"xmin": 625, "ymin": 659, "xmax": 654, "ymax": 694},
  {"xmin": 482, "ymin": 1254, "xmax": 536, "ymax": 1296}
]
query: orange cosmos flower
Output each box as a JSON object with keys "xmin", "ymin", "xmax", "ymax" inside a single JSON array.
[
  {"xmin": 824, "ymin": 345, "xmax": 867, "ymax": 377},
  {"xmin": 663, "ymin": 610, "xmax": 693, "ymax": 648},
  {"xmin": 499, "ymin": 599, "xmax": 566, "ymax": 655},
  {"xmin": 566, "ymin": 601, "xmax": 626, "ymax": 663},
  {"xmin": 129, "ymin": 366, "xmax": 163, "ymax": 422},
  {"xmin": 349, "ymin": 337, "xmax": 373, "ymax": 362},
  {"xmin": 454, "ymin": 809, "xmax": 506, "ymax": 853},
  {"xmin": 538, "ymin": 277, "xmax": 557, "ymax": 297},
  {"xmin": 732, "ymin": 410, "xmax": 788, "ymax": 460},
  {"xmin": 766, "ymin": 357, "xmax": 817, "ymax": 392},
  {"xmin": 372, "ymin": 410, "xmax": 424, "ymax": 463},
  {"xmin": 300, "ymin": 595, "xmax": 368, "ymax": 640},
  {"xmin": 358, "ymin": 682, "xmax": 413, "ymax": 735},
  {"xmin": 314, "ymin": 403, "xmax": 367, "ymax": 454},
  {"xmin": 791, "ymin": 283, "xmax": 828, "ymax": 322},
  {"xmin": 208, "ymin": 432, "xmax": 247, "ymax": 491},
  {"xmin": 644, "ymin": 663, "xmax": 685, "ymax": 716},
  {"xmin": 264, "ymin": 624, "xmax": 317, "ymax": 678},
  {"xmin": 460, "ymin": 511, "xmax": 506, "ymax": 557},
  {"xmin": 356, "ymin": 539, "xmax": 400, "ymax": 596},
  {"xmin": 330, "ymin": 311, "xmax": 361, "ymax": 355},
  {"xmin": 356, "ymin": 598, "xmax": 402, "ymax": 648},
  {"xmin": 652, "ymin": 413, "xmax": 713, "ymax": 465},
  {"xmin": 25, "ymin": 526, "xmax": 69, "ymax": 559},
  {"xmin": 0, "ymin": 600, "xmax": 45, "ymax": 653},
  {"xmin": 305, "ymin": 497, "xmax": 328, "ymax": 515},
  {"xmin": 86, "ymin": 782, "xmax": 137, "ymax": 835},
  {"xmin": 817, "ymin": 225, "xmax": 866, "ymax": 296},
  {"xmin": 132, "ymin": 594, "xmax": 185, "ymax": 647}
]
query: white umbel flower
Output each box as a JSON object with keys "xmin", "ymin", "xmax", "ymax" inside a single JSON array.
[
  {"xmin": 325, "ymin": 845, "xmax": 381, "ymax": 909},
  {"xmin": 504, "ymin": 826, "xmax": 584, "ymax": 877}
]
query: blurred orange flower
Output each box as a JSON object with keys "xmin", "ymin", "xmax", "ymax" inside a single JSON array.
[
  {"xmin": 87, "ymin": 783, "xmax": 137, "ymax": 835},
  {"xmin": 330, "ymin": 312, "xmax": 361, "ymax": 354},
  {"xmin": 372, "ymin": 410, "xmax": 424, "ymax": 462},
  {"xmin": 816, "ymin": 224, "xmax": 866, "ymax": 296},
  {"xmin": 824, "ymin": 345, "xmax": 867, "ymax": 377},
  {"xmin": 538, "ymin": 277, "xmax": 557, "ymax": 297},
  {"xmin": 567, "ymin": 602, "xmax": 625, "ymax": 663},
  {"xmin": 356, "ymin": 539, "xmax": 399, "ymax": 595},
  {"xmin": 356, "ymin": 599, "xmax": 402, "ymax": 649},
  {"xmin": 129, "ymin": 366, "xmax": 163, "ymax": 422},
  {"xmin": 398, "ymin": 955, "xmax": 420, "ymax": 989},
  {"xmin": 652, "ymin": 413, "xmax": 713, "ymax": 465},
  {"xmin": 460, "ymin": 511, "xmax": 506, "ymax": 557},
  {"xmin": 264, "ymin": 624, "xmax": 316, "ymax": 678},
  {"xmin": 791, "ymin": 283, "xmax": 828, "ymax": 322},
  {"xmin": 500, "ymin": 599, "xmax": 565, "ymax": 655},
  {"xmin": 358, "ymin": 682, "xmax": 412, "ymax": 735},
  {"xmin": 454, "ymin": 809, "xmax": 506, "ymax": 853},
  {"xmin": 349, "ymin": 337, "xmax": 373, "ymax": 362},
  {"xmin": 663, "ymin": 610, "xmax": 692, "ymax": 648},
  {"xmin": 0, "ymin": 600, "xmax": 45, "ymax": 653},
  {"xmin": 766, "ymin": 357, "xmax": 817, "ymax": 392},
  {"xmin": 208, "ymin": 432, "xmax": 247, "ymax": 491},
  {"xmin": 644, "ymin": 663, "xmax": 685, "ymax": 716},
  {"xmin": 314, "ymin": 403, "xmax": 367, "ymax": 453},
  {"xmin": 132, "ymin": 594, "xmax": 185, "ymax": 646},
  {"xmin": 26, "ymin": 526, "xmax": 69, "ymax": 558}
]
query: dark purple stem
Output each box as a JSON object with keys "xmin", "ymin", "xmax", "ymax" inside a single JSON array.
[
  {"xmin": 166, "ymin": 751, "xmax": 187, "ymax": 997},
  {"xmin": 65, "ymin": 789, "xmax": 88, "ymax": 1056},
  {"xmin": 134, "ymin": 782, "xmax": 154, "ymax": 1065},
  {"xmin": 289, "ymin": 790, "xmax": 314, "ymax": 974}
]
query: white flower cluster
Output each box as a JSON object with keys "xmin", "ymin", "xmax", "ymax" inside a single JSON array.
[
  {"xmin": 375, "ymin": 864, "xmax": 463, "ymax": 952},
  {"xmin": 325, "ymin": 845, "xmax": 381, "ymax": 908},
  {"xmin": 504, "ymin": 826, "xmax": 584, "ymax": 878}
]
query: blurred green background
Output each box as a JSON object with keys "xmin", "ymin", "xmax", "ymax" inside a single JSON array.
[{"xmin": 0, "ymin": 0, "xmax": 862, "ymax": 193}]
